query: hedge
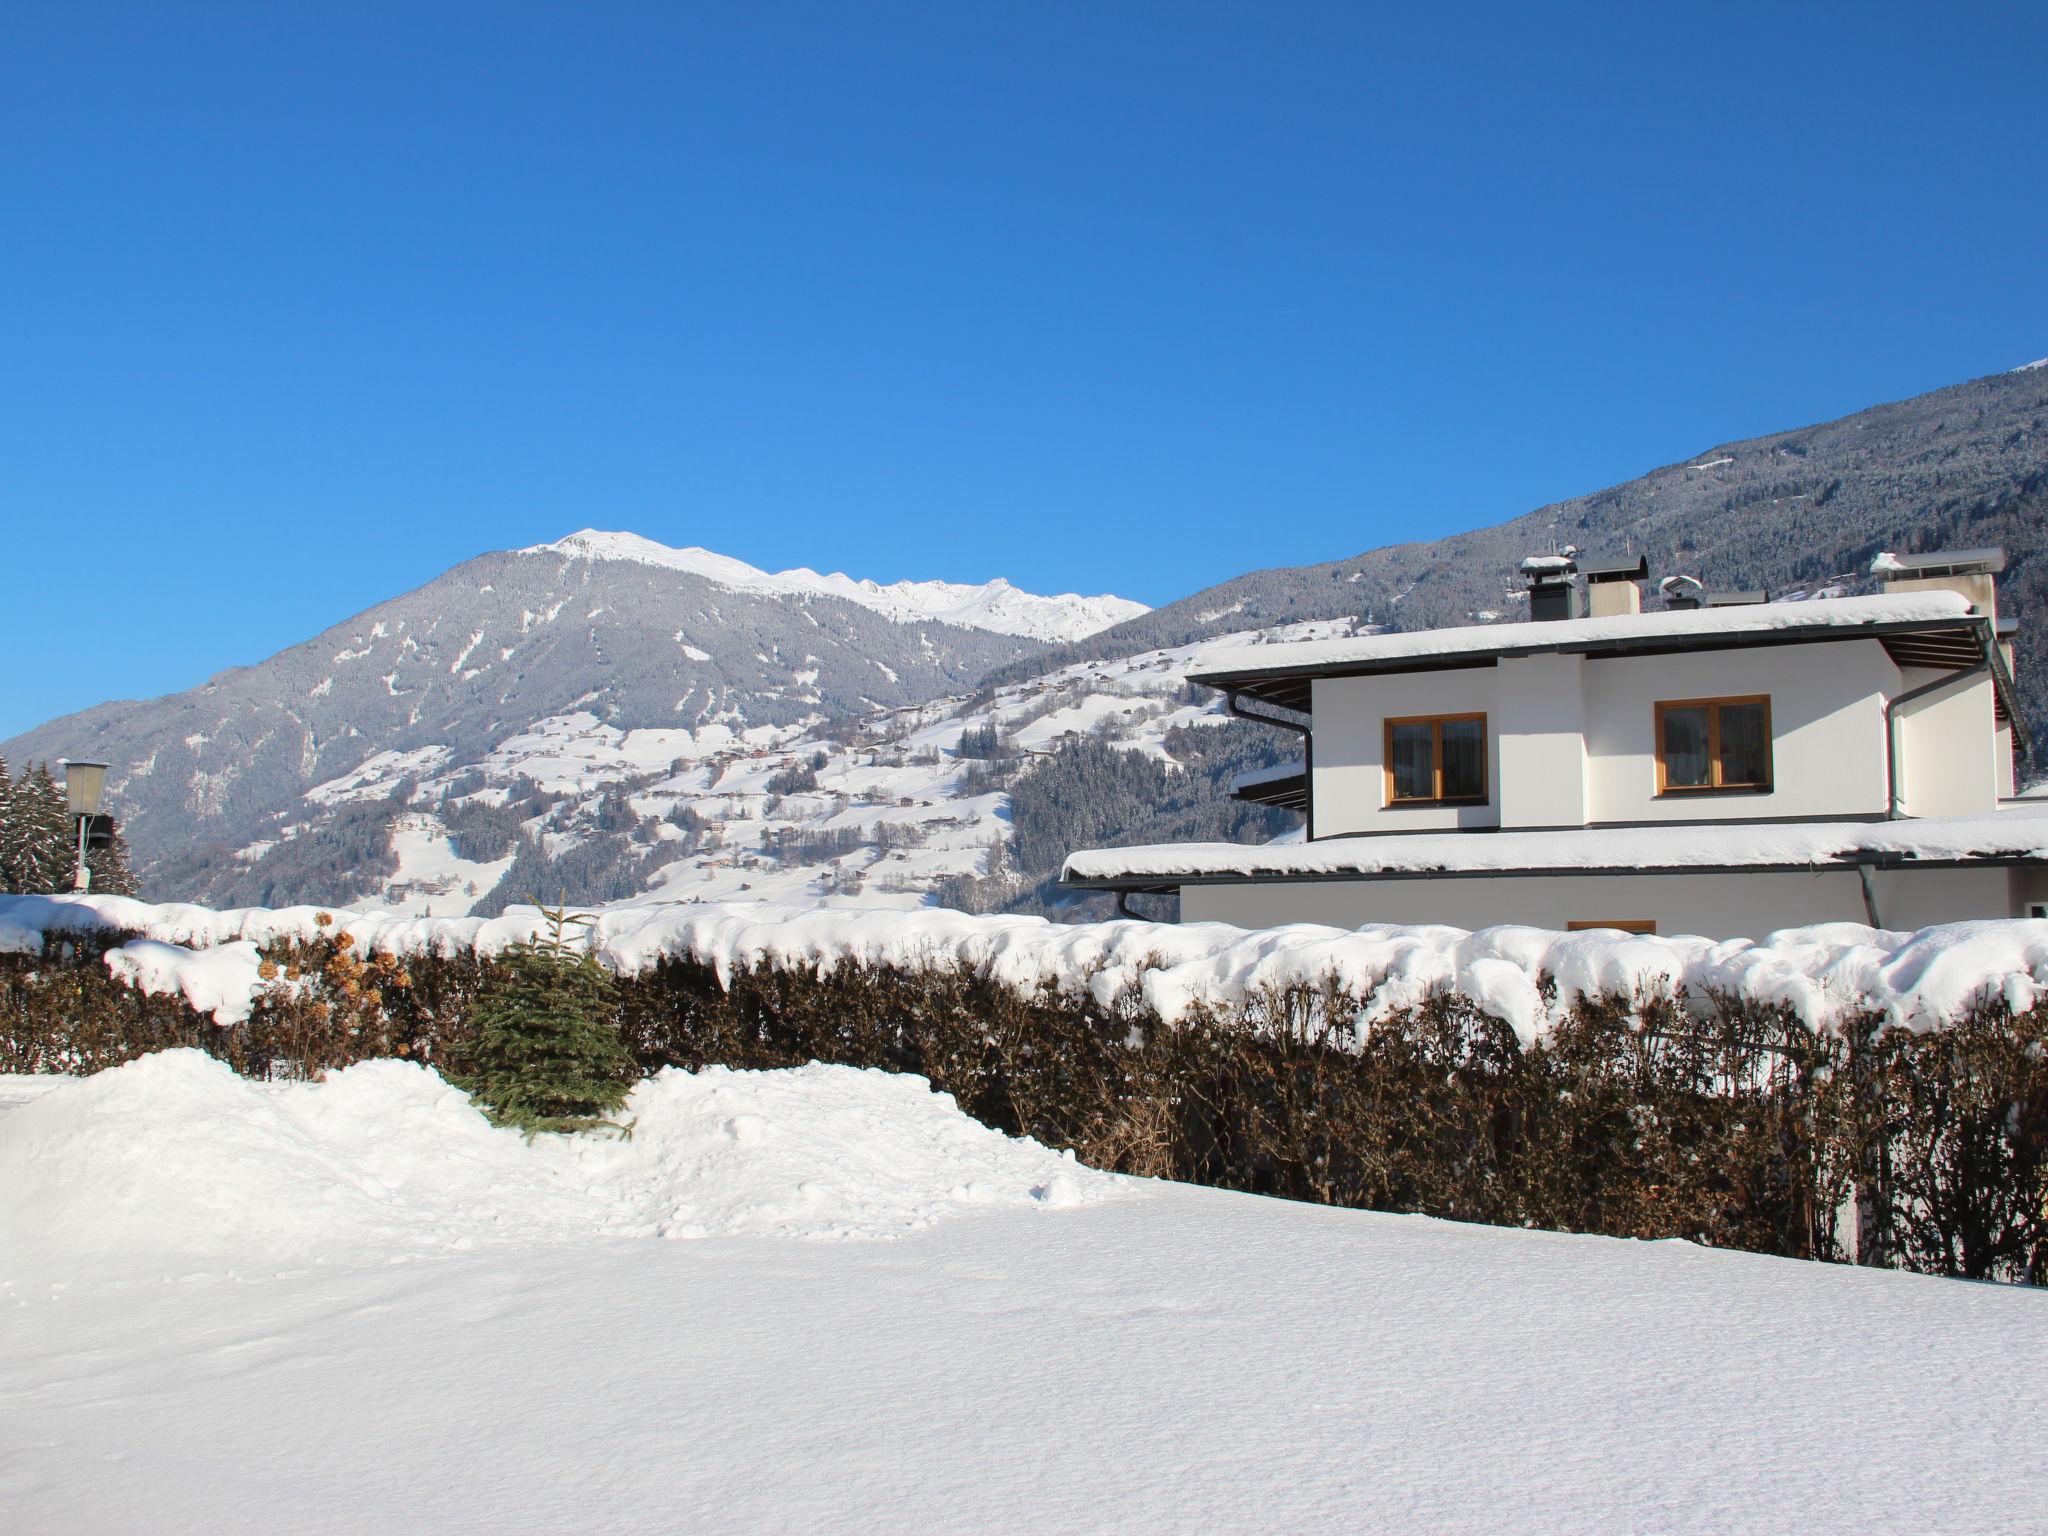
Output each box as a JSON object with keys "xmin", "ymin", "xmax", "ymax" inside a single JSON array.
[{"xmin": 4, "ymin": 924, "xmax": 2043, "ymax": 1284}]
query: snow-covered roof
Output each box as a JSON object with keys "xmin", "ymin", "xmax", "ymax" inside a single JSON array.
[
  {"xmin": 1062, "ymin": 803, "xmax": 2048, "ymax": 887},
  {"xmin": 1189, "ymin": 590, "xmax": 1977, "ymax": 686}
]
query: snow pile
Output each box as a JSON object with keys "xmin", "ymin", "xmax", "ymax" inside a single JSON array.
[
  {"xmin": 0, "ymin": 1051, "xmax": 1114, "ymax": 1287},
  {"xmin": 10, "ymin": 892, "xmax": 2048, "ymax": 1041},
  {"xmin": 102, "ymin": 937, "xmax": 268, "ymax": 1024}
]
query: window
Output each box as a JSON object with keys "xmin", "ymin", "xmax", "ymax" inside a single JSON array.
[
  {"xmin": 1655, "ymin": 696, "xmax": 1771, "ymax": 793},
  {"xmin": 1567, "ymin": 919, "xmax": 1658, "ymax": 935},
  {"xmin": 1384, "ymin": 713, "xmax": 1488, "ymax": 805}
]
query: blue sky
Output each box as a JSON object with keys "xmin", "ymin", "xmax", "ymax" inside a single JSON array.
[{"xmin": 3, "ymin": 3, "xmax": 2044, "ymax": 738}]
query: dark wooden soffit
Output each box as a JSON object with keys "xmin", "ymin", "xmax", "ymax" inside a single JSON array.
[{"xmin": 1231, "ymin": 771, "xmax": 1308, "ymax": 812}]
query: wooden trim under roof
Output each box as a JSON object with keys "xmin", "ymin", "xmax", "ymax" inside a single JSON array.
[{"xmin": 1232, "ymin": 769, "xmax": 1308, "ymax": 811}]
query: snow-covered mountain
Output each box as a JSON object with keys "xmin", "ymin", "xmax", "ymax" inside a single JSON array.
[
  {"xmin": 4, "ymin": 536, "xmax": 1147, "ymax": 890},
  {"xmin": 187, "ymin": 619, "xmax": 1341, "ymax": 918},
  {"xmin": 528, "ymin": 530, "xmax": 1147, "ymax": 644}
]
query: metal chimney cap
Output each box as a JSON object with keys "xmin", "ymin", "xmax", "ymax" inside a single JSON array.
[{"xmin": 1578, "ymin": 555, "xmax": 1649, "ymax": 583}]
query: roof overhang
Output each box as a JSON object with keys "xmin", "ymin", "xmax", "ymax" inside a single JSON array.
[
  {"xmin": 1064, "ymin": 851, "xmax": 2048, "ymax": 896},
  {"xmin": 1193, "ymin": 615, "xmax": 2014, "ymax": 725},
  {"xmin": 1231, "ymin": 769, "xmax": 1308, "ymax": 812}
]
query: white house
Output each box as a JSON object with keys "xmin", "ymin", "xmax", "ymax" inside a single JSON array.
[{"xmin": 1062, "ymin": 549, "xmax": 2048, "ymax": 939}]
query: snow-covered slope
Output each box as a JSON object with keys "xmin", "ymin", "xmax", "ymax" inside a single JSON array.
[
  {"xmin": 3, "ymin": 1053, "xmax": 2043, "ymax": 1533},
  {"xmin": 528, "ymin": 529, "xmax": 1148, "ymax": 643},
  {"xmin": 3, "ymin": 541, "xmax": 1069, "ymax": 889},
  {"xmin": 194, "ymin": 617, "xmax": 1342, "ymax": 919}
]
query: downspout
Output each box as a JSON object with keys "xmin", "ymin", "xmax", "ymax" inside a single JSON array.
[
  {"xmin": 1227, "ymin": 689, "xmax": 1315, "ymax": 841},
  {"xmin": 1115, "ymin": 890, "xmax": 1162, "ymax": 923},
  {"xmin": 1854, "ymin": 859, "xmax": 1883, "ymax": 929},
  {"xmin": 1883, "ymin": 619, "xmax": 1995, "ymax": 819}
]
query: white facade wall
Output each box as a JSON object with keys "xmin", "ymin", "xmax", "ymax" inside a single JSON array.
[
  {"xmin": 1578, "ymin": 641, "xmax": 1896, "ymax": 824},
  {"xmin": 1305, "ymin": 637, "xmax": 1950, "ymax": 836},
  {"xmin": 1494, "ymin": 654, "xmax": 1587, "ymax": 828},
  {"xmin": 1311, "ymin": 669, "xmax": 1500, "ymax": 836},
  {"xmin": 1894, "ymin": 668, "xmax": 1998, "ymax": 818},
  {"xmin": 1179, "ymin": 865, "xmax": 2022, "ymax": 942}
]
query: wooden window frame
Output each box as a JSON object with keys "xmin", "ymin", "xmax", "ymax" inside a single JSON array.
[
  {"xmin": 1383, "ymin": 712, "xmax": 1489, "ymax": 806},
  {"xmin": 1654, "ymin": 695, "xmax": 1773, "ymax": 795}
]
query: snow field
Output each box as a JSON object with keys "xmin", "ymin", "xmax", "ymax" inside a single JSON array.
[
  {"xmin": 0, "ymin": 1050, "xmax": 1115, "ymax": 1290},
  {"xmin": 3, "ymin": 1136, "xmax": 2043, "ymax": 1532}
]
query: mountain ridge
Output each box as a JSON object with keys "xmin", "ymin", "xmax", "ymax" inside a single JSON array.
[
  {"xmin": 2, "ymin": 544, "xmax": 1098, "ymax": 883},
  {"xmin": 526, "ymin": 530, "xmax": 1148, "ymax": 643}
]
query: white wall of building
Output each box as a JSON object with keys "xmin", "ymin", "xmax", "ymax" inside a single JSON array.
[
  {"xmin": 1312, "ymin": 668, "xmax": 1500, "ymax": 836},
  {"xmin": 1179, "ymin": 865, "xmax": 2022, "ymax": 941},
  {"xmin": 1578, "ymin": 640, "xmax": 1896, "ymax": 824},
  {"xmin": 1494, "ymin": 654, "xmax": 1587, "ymax": 827},
  {"xmin": 1894, "ymin": 668, "xmax": 1998, "ymax": 818},
  {"xmin": 1305, "ymin": 637, "xmax": 1944, "ymax": 836}
]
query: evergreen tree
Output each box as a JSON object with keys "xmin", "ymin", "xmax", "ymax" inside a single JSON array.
[
  {"xmin": 86, "ymin": 816, "xmax": 140, "ymax": 896},
  {"xmin": 0, "ymin": 756, "xmax": 12, "ymax": 893},
  {"xmin": 9, "ymin": 765, "xmax": 76, "ymax": 895},
  {"xmin": 464, "ymin": 900, "xmax": 635, "ymax": 1134}
]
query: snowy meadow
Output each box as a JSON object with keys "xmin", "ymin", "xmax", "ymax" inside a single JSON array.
[{"xmin": 3, "ymin": 1051, "xmax": 2046, "ymax": 1533}]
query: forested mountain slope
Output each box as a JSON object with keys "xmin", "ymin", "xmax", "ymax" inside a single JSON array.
[
  {"xmin": 990, "ymin": 361, "xmax": 2048, "ymax": 734},
  {"xmin": 1, "ymin": 540, "xmax": 1140, "ymax": 887}
]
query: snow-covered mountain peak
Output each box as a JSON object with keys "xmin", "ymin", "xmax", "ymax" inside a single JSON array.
[{"xmin": 524, "ymin": 529, "xmax": 1146, "ymax": 643}]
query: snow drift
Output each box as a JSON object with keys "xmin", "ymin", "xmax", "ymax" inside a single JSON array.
[
  {"xmin": 0, "ymin": 1051, "xmax": 1114, "ymax": 1288},
  {"xmin": 6, "ymin": 892, "xmax": 2048, "ymax": 1041}
]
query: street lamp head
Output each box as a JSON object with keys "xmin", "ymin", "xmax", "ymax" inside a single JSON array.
[{"xmin": 61, "ymin": 760, "xmax": 110, "ymax": 818}]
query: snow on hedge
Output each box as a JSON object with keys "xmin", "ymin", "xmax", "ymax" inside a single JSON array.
[
  {"xmin": 7, "ymin": 892, "xmax": 2048, "ymax": 1041},
  {"xmin": 0, "ymin": 1049, "xmax": 1113, "ymax": 1287}
]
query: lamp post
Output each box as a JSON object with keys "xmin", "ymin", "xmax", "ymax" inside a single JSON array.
[{"xmin": 60, "ymin": 760, "xmax": 109, "ymax": 893}]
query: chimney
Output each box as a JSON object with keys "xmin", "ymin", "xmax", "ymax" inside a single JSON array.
[
  {"xmin": 1520, "ymin": 553, "xmax": 1579, "ymax": 622},
  {"xmin": 1579, "ymin": 555, "xmax": 1648, "ymax": 618},
  {"xmin": 1659, "ymin": 574, "xmax": 1704, "ymax": 611},
  {"xmin": 1871, "ymin": 547, "xmax": 2004, "ymax": 629}
]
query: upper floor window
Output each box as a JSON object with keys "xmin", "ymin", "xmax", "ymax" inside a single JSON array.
[
  {"xmin": 1655, "ymin": 696, "xmax": 1771, "ymax": 793},
  {"xmin": 1386, "ymin": 713, "xmax": 1488, "ymax": 805}
]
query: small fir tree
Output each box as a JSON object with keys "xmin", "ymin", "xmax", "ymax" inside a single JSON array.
[{"xmin": 464, "ymin": 898, "xmax": 635, "ymax": 1134}]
